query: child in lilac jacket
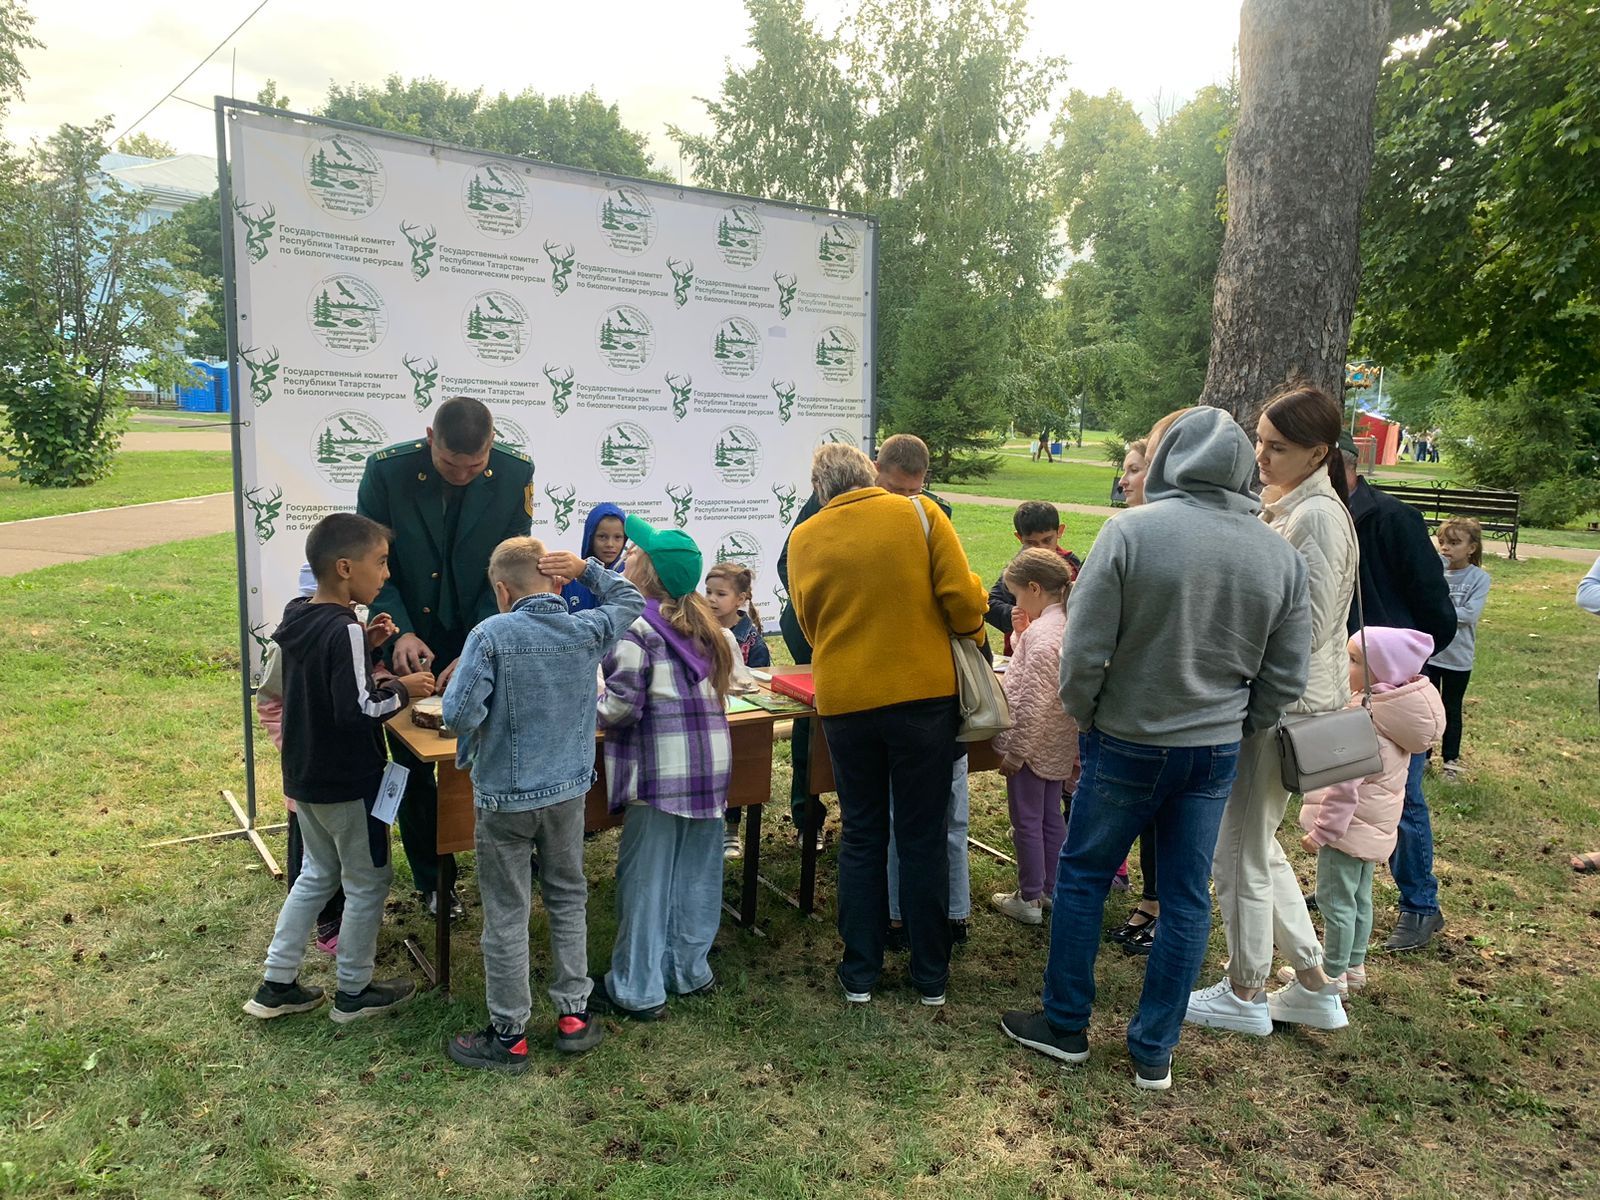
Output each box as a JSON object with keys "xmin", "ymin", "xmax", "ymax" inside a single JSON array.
[{"xmin": 1299, "ymin": 627, "xmax": 1445, "ymax": 993}]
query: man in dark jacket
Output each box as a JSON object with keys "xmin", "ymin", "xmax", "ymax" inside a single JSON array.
[{"xmin": 1342, "ymin": 438, "xmax": 1456, "ymax": 950}]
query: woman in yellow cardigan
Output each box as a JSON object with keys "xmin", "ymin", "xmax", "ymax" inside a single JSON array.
[{"xmin": 788, "ymin": 442, "xmax": 986, "ymax": 1007}]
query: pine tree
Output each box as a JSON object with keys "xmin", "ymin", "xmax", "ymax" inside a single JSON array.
[{"xmin": 313, "ymin": 292, "xmax": 334, "ymax": 327}]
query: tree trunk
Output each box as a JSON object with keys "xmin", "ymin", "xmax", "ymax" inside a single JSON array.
[{"xmin": 1199, "ymin": 0, "xmax": 1390, "ymax": 426}]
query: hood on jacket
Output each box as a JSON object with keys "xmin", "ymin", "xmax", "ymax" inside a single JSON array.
[
  {"xmin": 581, "ymin": 503, "xmax": 628, "ymax": 565},
  {"xmin": 1369, "ymin": 676, "xmax": 1445, "ymax": 754},
  {"xmin": 272, "ymin": 595, "xmax": 355, "ymax": 656},
  {"xmin": 1143, "ymin": 406, "xmax": 1261, "ymax": 516},
  {"xmin": 641, "ymin": 597, "xmax": 712, "ymax": 684},
  {"xmin": 1358, "ymin": 626, "xmax": 1434, "ymax": 691}
]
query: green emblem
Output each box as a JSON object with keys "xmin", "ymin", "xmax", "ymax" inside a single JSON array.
[
  {"xmin": 233, "ymin": 199, "xmax": 277, "ymax": 263},
  {"xmin": 596, "ymin": 305, "xmax": 654, "ymax": 374},
  {"xmin": 464, "ymin": 162, "xmax": 530, "ymax": 237},
  {"xmin": 544, "ymin": 483, "xmax": 577, "ymax": 533},
  {"xmin": 772, "ymin": 482, "xmax": 799, "ymax": 524},
  {"xmin": 773, "ymin": 578, "xmax": 789, "ymax": 607},
  {"xmin": 245, "ymin": 485, "xmax": 283, "ymax": 543},
  {"xmin": 772, "ymin": 271, "xmax": 797, "ymax": 318},
  {"xmin": 712, "ymin": 316, "xmax": 762, "ymax": 380},
  {"xmin": 311, "ymin": 411, "xmax": 386, "ymax": 491},
  {"xmin": 817, "ymin": 221, "xmax": 860, "ymax": 279},
  {"xmin": 241, "ymin": 346, "xmax": 280, "ymax": 407},
  {"xmin": 304, "ymin": 134, "xmax": 386, "ymax": 218},
  {"xmin": 814, "ymin": 326, "xmax": 859, "ymax": 384},
  {"xmin": 308, "ymin": 274, "xmax": 386, "ymax": 356},
  {"xmin": 712, "ymin": 424, "xmax": 761, "ymax": 487},
  {"xmin": 544, "ymin": 240, "xmax": 575, "ymax": 295},
  {"xmin": 400, "ymin": 222, "xmax": 436, "ymax": 281},
  {"xmin": 770, "ymin": 377, "xmax": 796, "ymax": 424},
  {"xmin": 248, "ymin": 622, "xmax": 274, "ymax": 657},
  {"xmin": 597, "ymin": 422, "xmax": 655, "ymax": 489},
  {"xmin": 716, "ymin": 204, "xmax": 764, "ymax": 270},
  {"xmin": 667, "ymin": 257, "xmax": 695, "ymax": 307},
  {"xmin": 716, "ymin": 530, "xmax": 763, "ymax": 569},
  {"xmin": 402, "ymin": 354, "xmax": 439, "ymax": 411},
  {"xmin": 666, "ymin": 482, "xmax": 694, "ymax": 528},
  {"xmin": 665, "ymin": 372, "xmax": 693, "ymax": 422},
  {"xmin": 542, "ymin": 363, "xmax": 575, "ymax": 417},
  {"xmin": 598, "ymin": 185, "xmax": 657, "ymax": 256},
  {"xmin": 464, "ymin": 290, "xmax": 529, "ymax": 364}
]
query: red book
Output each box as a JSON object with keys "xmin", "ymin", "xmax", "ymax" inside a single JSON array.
[{"xmin": 768, "ymin": 669, "xmax": 817, "ymax": 706}]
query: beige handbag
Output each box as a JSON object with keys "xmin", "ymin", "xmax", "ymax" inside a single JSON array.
[{"xmin": 909, "ymin": 496, "xmax": 1013, "ymax": 742}]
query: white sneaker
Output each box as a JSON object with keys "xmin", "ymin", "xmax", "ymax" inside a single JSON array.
[
  {"xmin": 723, "ymin": 828, "xmax": 742, "ymax": 859},
  {"xmin": 843, "ymin": 986, "xmax": 871, "ymax": 1005},
  {"xmin": 990, "ymin": 890, "xmax": 1043, "ymax": 926},
  {"xmin": 1274, "ymin": 966, "xmax": 1348, "ymax": 998},
  {"xmin": 1185, "ymin": 978, "xmax": 1272, "ymax": 1036},
  {"xmin": 1267, "ymin": 980, "xmax": 1350, "ymax": 1030}
]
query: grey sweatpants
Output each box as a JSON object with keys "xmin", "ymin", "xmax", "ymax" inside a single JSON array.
[
  {"xmin": 263, "ymin": 798, "xmax": 391, "ymax": 994},
  {"xmin": 476, "ymin": 798, "xmax": 591, "ymax": 1036}
]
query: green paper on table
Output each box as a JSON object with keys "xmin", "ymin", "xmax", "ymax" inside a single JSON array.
[
  {"xmin": 725, "ymin": 695, "xmax": 762, "ymax": 714},
  {"xmin": 745, "ymin": 691, "xmax": 810, "ymax": 715}
]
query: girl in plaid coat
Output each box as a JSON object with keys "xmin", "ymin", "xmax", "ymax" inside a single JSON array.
[{"xmin": 589, "ymin": 516, "xmax": 735, "ymax": 1020}]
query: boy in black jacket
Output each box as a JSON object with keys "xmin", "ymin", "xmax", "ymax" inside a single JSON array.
[{"xmin": 244, "ymin": 514, "xmax": 436, "ymax": 1022}]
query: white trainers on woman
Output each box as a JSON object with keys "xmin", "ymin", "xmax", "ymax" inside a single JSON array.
[
  {"xmin": 1184, "ymin": 978, "xmax": 1272, "ymax": 1036},
  {"xmin": 1266, "ymin": 980, "xmax": 1349, "ymax": 1030}
]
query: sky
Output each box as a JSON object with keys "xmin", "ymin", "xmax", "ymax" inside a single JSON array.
[{"xmin": 6, "ymin": 0, "xmax": 1242, "ymax": 173}]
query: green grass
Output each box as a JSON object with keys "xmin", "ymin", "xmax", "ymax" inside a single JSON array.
[
  {"xmin": 3, "ymin": 533, "xmax": 1598, "ymax": 1198},
  {"xmin": 0, "ymin": 451, "xmax": 233, "ymax": 523},
  {"xmin": 939, "ymin": 458, "xmax": 1121, "ymax": 507}
]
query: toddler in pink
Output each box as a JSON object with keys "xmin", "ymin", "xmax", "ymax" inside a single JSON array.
[
  {"xmin": 1299, "ymin": 627, "xmax": 1445, "ymax": 991},
  {"xmin": 990, "ymin": 549, "xmax": 1078, "ymax": 925}
]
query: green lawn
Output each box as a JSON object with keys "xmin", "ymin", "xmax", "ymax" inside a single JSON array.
[
  {"xmin": 939, "ymin": 458, "xmax": 1121, "ymax": 507},
  {"xmin": 0, "ymin": 451, "xmax": 233, "ymax": 523},
  {"xmin": 2, "ymin": 534, "xmax": 1597, "ymax": 1198}
]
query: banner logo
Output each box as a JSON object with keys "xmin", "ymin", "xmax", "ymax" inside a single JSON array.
[
  {"xmin": 233, "ymin": 199, "xmax": 277, "ymax": 262},
  {"xmin": 815, "ymin": 427, "xmax": 858, "ymax": 450},
  {"xmin": 402, "ymin": 354, "xmax": 439, "ymax": 411},
  {"xmin": 303, "ymin": 133, "xmax": 386, "ymax": 218},
  {"xmin": 772, "ymin": 482, "xmax": 799, "ymax": 524},
  {"xmin": 308, "ymin": 274, "xmax": 387, "ymax": 357},
  {"xmin": 544, "ymin": 483, "xmax": 577, "ymax": 532},
  {"xmin": 817, "ymin": 221, "xmax": 860, "ymax": 280},
  {"xmin": 494, "ymin": 416, "xmax": 532, "ymax": 453},
  {"xmin": 598, "ymin": 185, "xmax": 657, "ymax": 256},
  {"xmin": 772, "ymin": 271, "xmax": 797, "ymax": 319},
  {"xmin": 597, "ymin": 421, "xmax": 655, "ymax": 489},
  {"xmin": 244, "ymin": 484, "xmax": 283, "ymax": 543},
  {"xmin": 665, "ymin": 372, "xmax": 693, "ymax": 421},
  {"xmin": 715, "ymin": 530, "xmax": 763, "ymax": 575},
  {"xmin": 716, "ymin": 204, "xmax": 764, "ymax": 270},
  {"xmin": 712, "ymin": 424, "xmax": 762, "ymax": 487},
  {"xmin": 667, "ymin": 257, "xmax": 695, "ymax": 308},
  {"xmin": 814, "ymin": 325, "xmax": 860, "ymax": 384},
  {"xmin": 542, "ymin": 363, "xmax": 575, "ymax": 417},
  {"xmin": 597, "ymin": 304, "xmax": 654, "ymax": 374},
  {"xmin": 464, "ymin": 161, "xmax": 530, "ymax": 238},
  {"xmin": 464, "ymin": 290, "xmax": 530, "ymax": 364},
  {"xmin": 544, "ymin": 240, "xmax": 575, "ymax": 295},
  {"xmin": 311, "ymin": 410, "xmax": 387, "ymax": 491},
  {"xmin": 241, "ymin": 346, "xmax": 280, "ymax": 407},
  {"xmin": 666, "ymin": 482, "xmax": 694, "ymax": 528},
  {"xmin": 713, "ymin": 316, "xmax": 762, "ymax": 380},
  {"xmin": 399, "ymin": 221, "xmax": 436, "ymax": 280}
]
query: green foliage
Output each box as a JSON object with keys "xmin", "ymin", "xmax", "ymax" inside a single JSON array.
[
  {"xmin": 113, "ymin": 132, "xmax": 175, "ymax": 159},
  {"xmin": 169, "ymin": 191, "xmax": 225, "ymax": 359},
  {"xmin": 1442, "ymin": 377, "xmax": 1600, "ymax": 526},
  {"xmin": 0, "ymin": 0, "xmax": 41, "ymax": 117},
  {"xmin": 0, "ymin": 333, "xmax": 123, "ymax": 487},
  {"xmin": 1379, "ymin": 359, "xmax": 1456, "ymax": 434},
  {"xmin": 318, "ymin": 76, "xmax": 662, "ymax": 178}
]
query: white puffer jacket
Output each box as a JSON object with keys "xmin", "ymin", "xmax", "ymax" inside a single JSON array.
[
  {"xmin": 994, "ymin": 603, "xmax": 1078, "ymax": 781},
  {"xmin": 1261, "ymin": 471, "xmax": 1357, "ymax": 716}
]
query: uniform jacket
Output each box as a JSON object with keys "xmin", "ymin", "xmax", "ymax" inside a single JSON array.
[
  {"xmin": 992, "ymin": 602, "xmax": 1077, "ymax": 779},
  {"xmin": 356, "ymin": 439, "xmax": 533, "ymax": 651}
]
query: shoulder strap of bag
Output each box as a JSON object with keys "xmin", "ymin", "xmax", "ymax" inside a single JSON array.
[
  {"xmin": 910, "ymin": 492, "xmax": 932, "ymax": 541},
  {"xmin": 1334, "ymin": 494, "xmax": 1374, "ymax": 711}
]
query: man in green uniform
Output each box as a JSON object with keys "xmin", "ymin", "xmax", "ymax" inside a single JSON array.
[{"xmin": 357, "ymin": 395, "xmax": 534, "ymax": 917}]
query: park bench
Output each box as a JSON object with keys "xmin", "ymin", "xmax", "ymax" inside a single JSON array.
[{"xmin": 1371, "ymin": 481, "xmax": 1522, "ymax": 559}]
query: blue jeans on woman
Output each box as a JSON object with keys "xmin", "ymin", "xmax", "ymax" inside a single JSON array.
[{"xmin": 1042, "ymin": 729, "xmax": 1239, "ymax": 1069}]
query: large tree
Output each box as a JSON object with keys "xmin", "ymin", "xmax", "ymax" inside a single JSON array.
[{"xmin": 1199, "ymin": 0, "xmax": 1391, "ymax": 424}]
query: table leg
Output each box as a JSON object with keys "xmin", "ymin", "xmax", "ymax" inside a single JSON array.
[
  {"xmin": 798, "ymin": 795, "xmax": 819, "ymax": 915},
  {"xmin": 739, "ymin": 804, "xmax": 761, "ymax": 927},
  {"xmin": 435, "ymin": 853, "xmax": 456, "ymax": 998}
]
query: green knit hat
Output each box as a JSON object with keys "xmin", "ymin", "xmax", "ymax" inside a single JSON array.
[{"xmin": 624, "ymin": 514, "xmax": 703, "ymax": 600}]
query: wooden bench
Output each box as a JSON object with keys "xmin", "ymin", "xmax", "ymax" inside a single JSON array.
[{"xmin": 1372, "ymin": 481, "xmax": 1522, "ymax": 559}]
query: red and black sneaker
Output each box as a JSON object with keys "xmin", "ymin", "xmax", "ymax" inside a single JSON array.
[
  {"xmin": 446, "ymin": 1025, "xmax": 530, "ymax": 1074},
  {"xmin": 554, "ymin": 1010, "xmax": 604, "ymax": 1054}
]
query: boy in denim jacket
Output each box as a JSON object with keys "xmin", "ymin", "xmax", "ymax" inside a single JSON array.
[{"xmin": 441, "ymin": 536, "xmax": 643, "ymax": 1070}]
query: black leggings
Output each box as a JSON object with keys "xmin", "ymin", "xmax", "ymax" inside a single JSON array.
[
  {"xmin": 1138, "ymin": 825, "xmax": 1158, "ymax": 903},
  {"xmin": 1424, "ymin": 665, "xmax": 1471, "ymax": 761}
]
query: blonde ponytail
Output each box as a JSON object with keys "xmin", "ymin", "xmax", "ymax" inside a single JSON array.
[{"xmin": 662, "ymin": 592, "xmax": 735, "ymax": 697}]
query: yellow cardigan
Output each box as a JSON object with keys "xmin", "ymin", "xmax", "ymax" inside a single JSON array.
[{"xmin": 788, "ymin": 488, "xmax": 986, "ymax": 717}]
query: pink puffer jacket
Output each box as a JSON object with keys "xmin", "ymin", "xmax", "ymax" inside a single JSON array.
[
  {"xmin": 1300, "ymin": 675, "xmax": 1444, "ymax": 861},
  {"xmin": 993, "ymin": 603, "xmax": 1078, "ymax": 781}
]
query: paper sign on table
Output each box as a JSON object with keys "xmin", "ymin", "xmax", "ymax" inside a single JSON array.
[{"xmin": 371, "ymin": 761, "xmax": 410, "ymax": 825}]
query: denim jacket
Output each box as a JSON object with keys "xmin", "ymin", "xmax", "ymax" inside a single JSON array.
[{"xmin": 442, "ymin": 561, "xmax": 644, "ymax": 812}]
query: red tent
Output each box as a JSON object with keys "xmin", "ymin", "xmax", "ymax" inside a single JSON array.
[{"xmin": 1353, "ymin": 412, "xmax": 1400, "ymax": 466}]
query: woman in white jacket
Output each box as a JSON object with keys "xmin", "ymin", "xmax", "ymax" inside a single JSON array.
[{"xmin": 1187, "ymin": 385, "xmax": 1355, "ymax": 1035}]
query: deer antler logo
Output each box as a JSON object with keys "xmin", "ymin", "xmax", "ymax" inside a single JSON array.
[
  {"xmin": 543, "ymin": 363, "xmax": 575, "ymax": 417},
  {"xmin": 773, "ymin": 579, "xmax": 789, "ymax": 607},
  {"xmin": 233, "ymin": 200, "xmax": 277, "ymax": 262},
  {"xmin": 402, "ymin": 354, "xmax": 439, "ymax": 411},
  {"xmin": 241, "ymin": 346, "xmax": 280, "ymax": 407},
  {"xmin": 544, "ymin": 240, "xmax": 575, "ymax": 295},
  {"xmin": 666, "ymin": 483, "xmax": 694, "ymax": 528},
  {"xmin": 667, "ymin": 257, "xmax": 695, "ymax": 308},
  {"xmin": 248, "ymin": 621, "xmax": 274, "ymax": 657},
  {"xmin": 245, "ymin": 485, "xmax": 284, "ymax": 543},
  {"xmin": 771, "ymin": 378, "xmax": 797, "ymax": 424},
  {"xmin": 665, "ymin": 372, "xmax": 693, "ymax": 422},
  {"xmin": 772, "ymin": 271, "xmax": 797, "ymax": 319},
  {"xmin": 544, "ymin": 483, "xmax": 578, "ymax": 533},
  {"xmin": 400, "ymin": 221, "xmax": 437, "ymax": 280},
  {"xmin": 772, "ymin": 482, "xmax": 799, "ymax": 524}
]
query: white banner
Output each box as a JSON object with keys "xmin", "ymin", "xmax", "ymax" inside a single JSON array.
[{"xmin": 225, "ymin": 109, "xmax": 874, "ymax": 681}]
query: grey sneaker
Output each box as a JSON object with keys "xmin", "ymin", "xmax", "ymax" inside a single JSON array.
[
  {"xmin": 1000, "ymin": 1010, "xmax": 1089, "ymax": 1063},
  {"xmin": 331, "ymin": 977, "xmax": 416, "ymax": 1023},
  {"xmin": 1383, "ymin": 910, "xmax": 1445, "ymax": 952},
  {"xmin": 1133, "ymin": 1056, "xmax": 1173, "ymax": 1091}
]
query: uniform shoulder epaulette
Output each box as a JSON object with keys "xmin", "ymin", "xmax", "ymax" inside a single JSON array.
[
  {"xmin": 491, "ymin": 440, "xmax": 532, "ymax": 464},
  {"xmin": 369, "ymin": 439, "xmax": 428, "ymax": 463}
]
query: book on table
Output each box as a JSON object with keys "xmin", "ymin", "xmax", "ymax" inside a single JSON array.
[{"xmin": 767, "ymin": 669, "xmax": 817, "ymax": 706}]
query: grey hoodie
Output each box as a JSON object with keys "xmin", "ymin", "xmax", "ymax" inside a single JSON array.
[{"xmin": 1059, "ymin": 406, "xmax": 1311, "ymax": 747}]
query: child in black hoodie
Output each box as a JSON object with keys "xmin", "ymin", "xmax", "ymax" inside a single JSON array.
[{"xmin": 244, "ymin": 514, "xmax": 436, "ymax": 1023}]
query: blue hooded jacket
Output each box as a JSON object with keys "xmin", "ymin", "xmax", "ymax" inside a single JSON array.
[{"xmin": 563, "ymin": 502, "xmax": 628, "ymax": 612}]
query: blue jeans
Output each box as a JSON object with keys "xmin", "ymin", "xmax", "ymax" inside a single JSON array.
[
  {"xmin": 607, "ymin": 804, "xmax": 723, "ymax": 1009},
  {"xmin": 1388, "ymin": 752, "xmax": 1439, "ymax": 915},
  {"xmin": 1042, "ymin": 730, "xmax": 1239, "ymax": 1068},
  {"xmin": 888, "ymin": 754, "xmax": 971, "ymax": 922}
]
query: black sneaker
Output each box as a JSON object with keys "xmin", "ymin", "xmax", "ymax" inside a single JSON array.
[
  {"xmin": 447, "ymin": 1025, "xmax": 530, "ymax": 1074},
  {"xmin": 885, "ymin": 924, "xmax": 909, "ymax": 954},
  {"xmin": 1134, "ymin": 1056, "xmax": 1173, "ymax": 1091},
  {"xmin": 243, "ymin": 977, "xmax": 325, "ymax": 1019},
  {"xmin": 948, "ymin": 919, "xmax": 969, "ymax": 945},
  {"xmin": 425, "ymin": 888, "xmax": 466, "ymax": 921},
  {"xmin": 586, "ymin": 973, "xmax": 665, "ymax": 1021},
  {"xmin": 999, "ymin": 1010, "xmax": 1090, "ymax": 1064},
  {"xmin": 555, "ymin": 1011, "xmax": 605, "ymax": 1054},
  {"xmin": 331, "ymin": 977, "xmax": 416, "ymax": 1023}
]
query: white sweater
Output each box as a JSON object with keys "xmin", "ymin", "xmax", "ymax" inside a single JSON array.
[{"xmin": 1262, "ymin": 472, "xmax": 1357, "ymax": 716}]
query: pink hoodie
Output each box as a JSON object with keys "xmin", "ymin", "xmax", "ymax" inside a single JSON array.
[{"xmin": 1299, "ymin": 627, "xmax": 1446, "ymax": 862}]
